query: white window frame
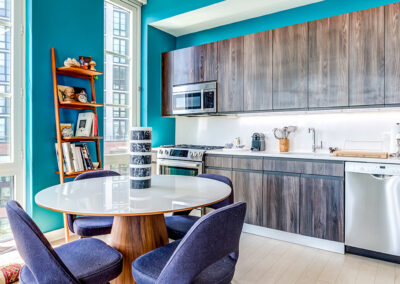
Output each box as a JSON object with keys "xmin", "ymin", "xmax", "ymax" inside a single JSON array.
[
  {"xmin": 104, "ymin": 0, "xmax": 141, "ymax": 167},
  {"xmin": 0, "ymin": 0, "xmax": 25, "ymax": 207}
]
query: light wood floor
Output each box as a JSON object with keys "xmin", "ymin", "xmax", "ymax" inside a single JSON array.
[{"xmin": 2, "ymin": 232, "xmax": 400, "ymax": 284}]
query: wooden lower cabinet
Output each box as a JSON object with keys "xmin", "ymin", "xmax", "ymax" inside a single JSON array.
[
  {"xmin": 299, "ymin": 176, "xmax": 344, "ymax": 242},
  {"xmin": 232, "ymin": 170, "xmax": 263, "ymax": 226},
  {"xmin": 263, "ymin": 173, "xmax": 300, "ymax": 233}
]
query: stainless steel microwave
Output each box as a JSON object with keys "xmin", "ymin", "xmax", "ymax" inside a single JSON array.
[{"xmin": 172, "ymin": 82, "xmax": 217, "ymax": 115}]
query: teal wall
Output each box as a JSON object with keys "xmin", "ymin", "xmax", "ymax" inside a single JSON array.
[
  {"xmin": 26, "ymin": 0, "xmax": 104, "ymax": 232},
  {"xmin": 176, "ymin": 0, "xmax": 400, "ymax": 48}
]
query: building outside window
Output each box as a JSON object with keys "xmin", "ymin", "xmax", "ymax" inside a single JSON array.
[{"xmin": 104, "ymin": 0, "xmax": 140, "ymax": 171}]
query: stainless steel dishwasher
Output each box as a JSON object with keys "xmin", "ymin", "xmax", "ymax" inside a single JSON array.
[{"xmin": 345, "ymin": 162, "xmax": 400, "ymax": 261}]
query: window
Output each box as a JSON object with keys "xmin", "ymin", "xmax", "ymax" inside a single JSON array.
[
  {"xmin": 0, "ymin": 0, "xmax": 25, "ymax": 242},
  {"xmin": 104, "ymin": 1, "xmax": 140, "ymax": 170},
  {"xmin": 112, "ymin": 120, "xmax": 127, "ymax": 141}
]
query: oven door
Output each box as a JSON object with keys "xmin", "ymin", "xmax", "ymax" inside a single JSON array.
[{"xmin": 157, "ymin": 159, "xmax": 203, "ymax": 176}]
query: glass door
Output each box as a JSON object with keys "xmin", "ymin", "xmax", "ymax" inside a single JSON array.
[
  {"xmin": 104, "ymin": 0, "xmax": 140, "ymax": 174},
  {"xmin": 0, "ymin": 0, "xmax": 25, "ymax": 243}
]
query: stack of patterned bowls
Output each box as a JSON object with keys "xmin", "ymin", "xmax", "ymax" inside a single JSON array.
[{"xmin": 129, "ymin": 127, "xmax": 152, "ymax": 189}]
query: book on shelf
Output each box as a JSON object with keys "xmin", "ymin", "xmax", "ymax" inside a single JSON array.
[
  {"xmin": 93, "ymin": 113, "xmax": 98, "ymax": 136},
  {"xmin": 55, "ymin": 144, "xmax": 67, "ymax": 173},
  {"xmin": 56, "ymin": 142, "xmax": 95, "ymax": 173}
]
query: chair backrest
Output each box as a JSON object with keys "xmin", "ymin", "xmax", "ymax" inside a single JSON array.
[
  {"xmin": 68, "ymin": 170, "xmax": 120, "ymax": 232},
  {"xmin": 6, "ymin": 201, "xmax": 79, "ymax": 284},
  {"xmin": 197, "ymin": 174, "xmax": 234, "ymax": 209},
  {"xmin": 157, "ymin": 202, "xmax": 246, "ymax": 284},
  {"xmin": 74, "ymin": 170, "xmax": 120, "ymax": 181}
]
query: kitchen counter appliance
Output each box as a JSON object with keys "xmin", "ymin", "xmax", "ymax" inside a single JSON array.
[
  {"xmin": 345, "ymin": 162, "xmax": 400, "ymax": 262},
  {"xmin": 156, "ymin": 145, "xmax": 223, "ymax": 176},
  {"xmin": 251, "ymin": 133, "xmax": 265, "ymax": 151},
  {"xmin": 172, "ymin": 82, "xmax": 217, "ymax": 115}
]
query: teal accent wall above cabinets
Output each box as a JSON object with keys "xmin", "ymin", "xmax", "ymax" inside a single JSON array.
[
  {"xmin": 26, "ymin": 0, "xmax": 104, "ymax": 232},
  {"xmin": 176, "ymin": 0, "xmax": 400, "ymax": 48}
]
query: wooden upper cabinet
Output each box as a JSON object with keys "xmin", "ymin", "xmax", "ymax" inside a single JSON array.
[
  {"xmin": 161, "ymin": 52, "xmax": 174, "ymax": 116},
  {"xmin": 273, "ymin": 23, "xmax": 308, "ymax": 110},
  {"xmin": 243, "ymin": 31, "xmax": 273, "ymax": 111},
  {"xmin": 173, "ymin": 47, "xmax": 194, "ymax": 85},
  {"xmin": 385, "ymin": 3, "xmax": 400, "ymax": 105},
  {"xmin": 193, "ymin": 42, "xmax": 218, "ymax": 83},
  {"xmin": 349, "ymin": 7, "xmax": 385, "ymax": 106},
  {"xmin": 308, "ymin": 15, "xmax": 349, "ymax": 108},
  {"xmin": 217, "ymin": 37, "xmax": 244, "ymax": 113},
  {"xmin": 173, "ymin": 43, "xmax": 217, "ymax": 86}
]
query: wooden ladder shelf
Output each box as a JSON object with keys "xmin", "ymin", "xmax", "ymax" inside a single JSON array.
[{"xmin": 51, "ymin": 47, "xmax": 103, "ymax": 242}]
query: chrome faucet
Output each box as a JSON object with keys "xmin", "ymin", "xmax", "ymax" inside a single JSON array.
[{"xmin": 308, "ymin": 128, "xmax": 322, "ymax": 153}]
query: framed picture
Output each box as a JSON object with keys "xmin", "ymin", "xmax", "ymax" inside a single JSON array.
[
  {"xmin": 57, "ymin": 85, "xmax": 88, "ymax": 103},
  {"xmin": 60, "ymin": 123, "xmax": 74, "ymax": 138},
  {"xmin": 58, "ymin": 85, "xmax": 76, "ymax": 103},
  {"xmin": 76, "ymin": 112, "xmax": 94, "ymax": 137}
]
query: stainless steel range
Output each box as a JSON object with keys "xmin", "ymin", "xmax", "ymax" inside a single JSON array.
[{"xmin": 156, "ymin": 145, "xmax": 223, "ymax": 176}]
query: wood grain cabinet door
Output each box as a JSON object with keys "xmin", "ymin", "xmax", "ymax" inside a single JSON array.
[
  {"xmin": 173, "ymin": 47, "xmax": 195, "ymax": 85},
  {"xmin": 308, "ymin": 15, "xmax": 349, "ymax": 108},
  {"xmin": 272, "ymin": 23, "xmax": 308, "ymax": 110},
  {"xmin": 173, "ymin": 43, "xmax": 217, "ymax": 86},
  {"xmin": 349, "ymin": 6, "xmax": 384, "ymax": 106},
  {"xmin": 385, "ymin": 3, "xmax": 400, "ymax": 105},
  {"xmin": 193, "ymin": 42, "xmax": 218, "ymax": 83},
  {"xmin": 243, "ymin": 31, "xmax": 273, "ymax": 111},
  {"xmin": 161, "ymin": 52, "xmax": 174, "ymax": 116},
  {"xmin": 217, "ymin": 37, "xmax": 244, "ymax": 113},
  {"xmin": 232, "ymin": 170, "xmax": 263, "ymax": 226},
  {"xmin": 299, "ymin": 176, "xmax": 344, "ymax": 242},
  {"xmin": 263, "ymin": 173, "xmax": 300, "ymax": 233}
]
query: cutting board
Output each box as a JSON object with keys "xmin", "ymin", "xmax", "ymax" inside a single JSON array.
[{"xmin": 333, "ymin": 150, "xmax": 388, "ymax": 159}]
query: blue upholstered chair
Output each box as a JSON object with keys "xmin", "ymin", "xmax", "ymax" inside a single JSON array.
[
  {"xmin": 67, "ymin": 170, "xmax": 120, "ymax": 237},
  {"xmin": 6, "ymin": 200, "xmax": 123, "ymax": 284},
  {"xmin": 165, "ymin": 173, "xmax": 234, "ymax": 240},
  {"xmin": 132, "ymin": 201, "xmax": 246, "ymax": 284}
]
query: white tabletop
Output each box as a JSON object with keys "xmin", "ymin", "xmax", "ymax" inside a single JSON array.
[{"xmin": 35, "ymin": 175, "xmax": 232, "ymax": 216}]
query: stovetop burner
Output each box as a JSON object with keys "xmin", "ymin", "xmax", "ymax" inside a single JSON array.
[{"xmin": 160, "ymin": 144, "xmax": 224, "ymax": 150}]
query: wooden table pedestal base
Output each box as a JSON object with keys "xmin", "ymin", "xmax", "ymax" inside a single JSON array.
[{"xmin": 110, "ymin": 214, "xmax": 169, "ymax": 284}]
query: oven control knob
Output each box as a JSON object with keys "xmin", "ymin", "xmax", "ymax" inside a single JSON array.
[
  {"xmin": 193, "ymin": 152, "xmax": 198, "ymax": 157},
  {"xmin": 199, "ymin": 152, "xmax": 203, "ymax": 158},
  {"xmin": 165, "ymin": 150, "xmax": 169, "ymax": 155},
  {"xmin": 159, "ymin": 149, "xmax": 164, "ymax": 155},
  {"xmin": 190, "ymin": 152, "xmax": 194, "ymax": 157}
]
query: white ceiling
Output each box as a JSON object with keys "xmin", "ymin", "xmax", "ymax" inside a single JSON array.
[{"xmin": 150, "ymin": 0, "xmax": 323, "ymax": 37}]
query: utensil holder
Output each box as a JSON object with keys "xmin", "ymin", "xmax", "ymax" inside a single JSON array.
[
  {"xmin": 279, "ymin": 139, "xmax": 289, "ymax": 152},
  {"xmin": 130, "ymin": 127, "xmax": 152, "ymax": 189}
]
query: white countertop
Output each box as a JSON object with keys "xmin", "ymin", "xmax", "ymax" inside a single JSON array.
[{"xmin": 205, "ymin": 149, "xmax": 400, "ymax": 164}]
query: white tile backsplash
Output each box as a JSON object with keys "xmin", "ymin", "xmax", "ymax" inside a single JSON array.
[{"xmin": 175, "ymin": 109, "xmax": 400, "ymax": 154}]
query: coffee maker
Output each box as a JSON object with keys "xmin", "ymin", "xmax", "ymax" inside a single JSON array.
[{"xmin": 251, "ymin": 133, "xmax": 265, "ymax": 151}]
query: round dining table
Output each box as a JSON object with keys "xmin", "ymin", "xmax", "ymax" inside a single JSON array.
[{"xmin": 35, "ymin": 174, "xmax": 232, "ymax": 284}]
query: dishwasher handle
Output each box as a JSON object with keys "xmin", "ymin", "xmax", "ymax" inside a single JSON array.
[{"xmin": 370, "ymin": 174, "xmax": 394, "ymax": 180}]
